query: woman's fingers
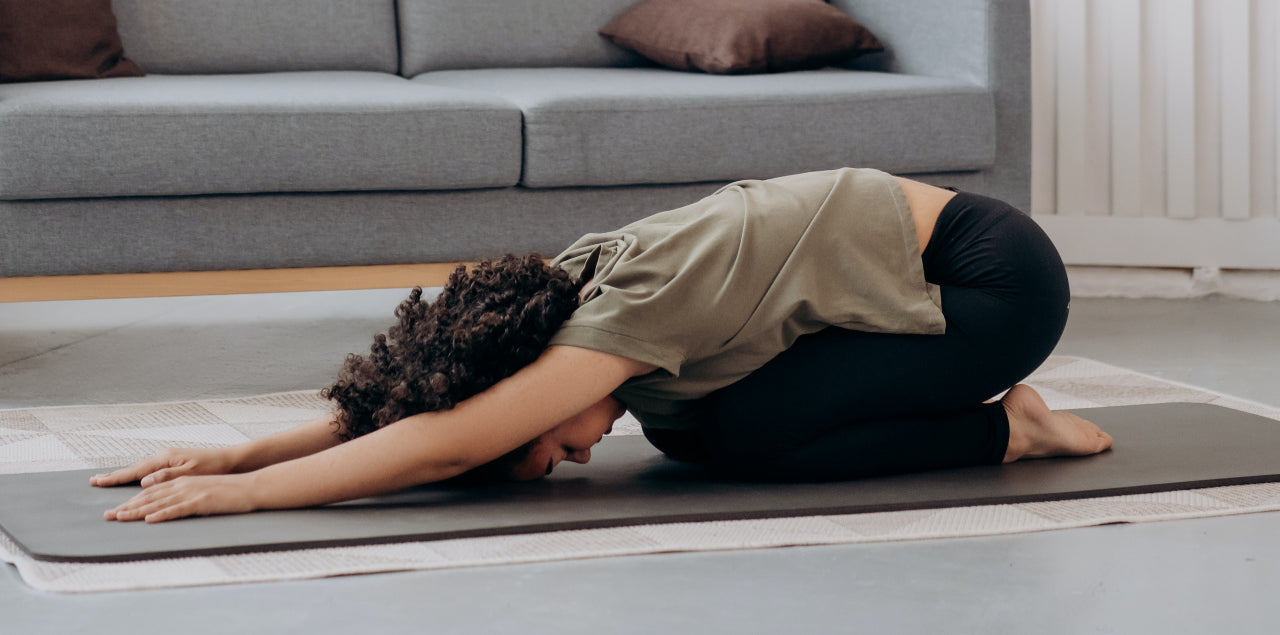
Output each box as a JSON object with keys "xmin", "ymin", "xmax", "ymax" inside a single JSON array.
[
  {"xmin": 92, "ymin": 448, "xmax": 236, "ymax": 488},
  {"xmin": 140, "ymin": 468, "xmax": 175, "ymax": 488},
  {"xmin": 107, "ymin": 491, "xmax": 177, "ymax": 519},
  {"xmin": 142, "ymin": 500, "xmax": 200, "ymax": 524},
  {"xmin": 103, "ymin": 474, "xmax": 256, "ymax": 523},
  {"xmin": 91, "ymin": 450, "xmax": 202, "ymax": 488},
  {"xmin": 109, "ymin": 496, "xmax": 174, "ymax": 522},
  {"xmin": 105, "ymin": 481, "xmax": 176, "ymax": 520},
  {"xmin": 90, "ymin": 455, "xmax": 171, "ymax": 487}
]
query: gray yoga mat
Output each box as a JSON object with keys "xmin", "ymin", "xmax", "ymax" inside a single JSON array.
[{"xmin": 2, "ymin": 403, "xmax": 1278, "ymax": 563}]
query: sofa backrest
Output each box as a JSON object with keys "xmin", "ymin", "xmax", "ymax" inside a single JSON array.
[
  {"xmin": 397, "ymin": 0, "xmax": 647, "ymax": 76},
  {"xmin": 113, "ymin": 0, "xmax": 400, "ymax": 74}
]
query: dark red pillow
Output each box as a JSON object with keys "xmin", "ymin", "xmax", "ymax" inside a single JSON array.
[
  {"xmin": 0, "ymin": 0, "xmax": 144, "ymax": 83},
  {"xmin": 600, "ymin": 0, "xmax": 883, "ymax": 74}
]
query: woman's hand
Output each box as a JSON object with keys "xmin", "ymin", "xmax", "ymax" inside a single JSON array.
[
  {"xmin": 90, "ymin": 447, "xmax": 240, "ymax": 489},
  {"xmin": 104, "ymin": 473, "xmax": 258, "ymax": 523}
]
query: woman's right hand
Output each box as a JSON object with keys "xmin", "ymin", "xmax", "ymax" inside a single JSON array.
[{"xmin": 89, "ymin": 447, "xmax": 242, "ymax": 488}]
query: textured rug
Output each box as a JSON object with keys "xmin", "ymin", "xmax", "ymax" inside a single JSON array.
[{"xmin": 2, "ymin": 356, "xmax": 1279, "ymax": 593}]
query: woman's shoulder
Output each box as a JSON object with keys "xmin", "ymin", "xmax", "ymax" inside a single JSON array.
[{"xmin": 760, "ymin": 167, "xmax": 892, "ymax": 189}]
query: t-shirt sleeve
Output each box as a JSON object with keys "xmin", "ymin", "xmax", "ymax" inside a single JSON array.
[
  {"xmin": 548, "ymin": 188, "xmax": 762, "ymax": 377},
  {"xmin": 549, "ymin": 245, "xmax": 710, "ymax": 377},
  {"xmin": 550, "ymin": 237, "xmax": 690, "ymax": 374},
  {"xmin": 549, "ymin": 322, "xmax": 685, "ymax": 376}
]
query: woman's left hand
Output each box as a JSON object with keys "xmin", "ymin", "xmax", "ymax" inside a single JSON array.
[{"xmin": 104, "ymin": 473, "xmax": 258, "ymax": 523}]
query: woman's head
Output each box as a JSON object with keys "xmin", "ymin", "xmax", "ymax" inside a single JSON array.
[
  {"xmin": 506, "ymin": 394, "xmax": 628, "ymax": 481},
  {"xmin": 321, "ymin": 254, "xmax": 585, "ymax": 477}
]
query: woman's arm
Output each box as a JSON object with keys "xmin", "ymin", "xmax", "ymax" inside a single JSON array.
[
  {"xmin": 106, "ymin": 345, "xmax": 653, "ymax": 523},
  {"xmin": 227, "ymin": 414, "xmax": 345, "ymax": 472},
  {"xmin": 91, "ymin": 413, "xmax": 344, "ymax": 488}
]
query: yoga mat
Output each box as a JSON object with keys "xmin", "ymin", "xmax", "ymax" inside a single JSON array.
[{"xmin": 2, "ymin": 402, "xmax": 1278, "ymax": 563}]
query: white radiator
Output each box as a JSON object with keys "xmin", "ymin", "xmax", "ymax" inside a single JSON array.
[{"xmin": 1030, "ymin": 0, "xmax": 1280, "ymax": 269}]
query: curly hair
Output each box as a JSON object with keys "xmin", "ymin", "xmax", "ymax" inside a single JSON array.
[{"xmin": 321, "ymin": 254, "xmax": 585, "ymax": 479}]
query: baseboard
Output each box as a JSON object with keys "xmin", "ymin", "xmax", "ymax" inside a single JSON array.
[
  {"xmin": 0, "ymin": 263, "xmax": 473, "ymax": 303},
  {"xmin": 1067, "ymin": 266, "xmax": 1280, "ymax": 301}
]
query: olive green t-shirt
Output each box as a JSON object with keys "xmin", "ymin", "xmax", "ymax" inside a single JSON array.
[{"xmin": 549, "ymin": 167, "xmax": 946, "ymax": 430}]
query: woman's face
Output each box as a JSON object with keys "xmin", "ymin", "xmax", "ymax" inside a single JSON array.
[{"xmin": 509, "ymin": 396, "xmax": 626, "ymax": 481}]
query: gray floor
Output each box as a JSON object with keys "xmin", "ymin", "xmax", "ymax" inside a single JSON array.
[{"xmin": 2, "ymin": 293, "xmax": 1280, "ymax": 634}]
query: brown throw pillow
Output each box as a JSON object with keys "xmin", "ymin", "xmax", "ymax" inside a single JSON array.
[
  {"xmin": 0, "ymin": 0, "xmax": 144, "ymax": 83},
  {"xmin": 600, "ymin": 0, "xmax": 883, "ymax": 74}
]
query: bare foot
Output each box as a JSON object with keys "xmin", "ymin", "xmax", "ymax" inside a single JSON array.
[{"xmin": 1002, "ymin": 384, "xmax": 1113, "ymax": 463}]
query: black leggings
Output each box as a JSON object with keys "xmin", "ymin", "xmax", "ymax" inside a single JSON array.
[{"xmin": 643, "ymin": 191, "xmax": 1071, "ymax": 481}]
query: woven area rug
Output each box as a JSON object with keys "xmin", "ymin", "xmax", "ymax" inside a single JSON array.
[{"xmin": 3, "ymin": 356, "xmax": 1279, "ymax": 593}]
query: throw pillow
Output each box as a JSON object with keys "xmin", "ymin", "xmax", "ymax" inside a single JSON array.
[
  {"xmin": 599, "ymin": 0, "xmax": 883, "ymax": 74},
  {"xmin": 0, "ymin": 0, "xmax": 144, "ymax": 83}
]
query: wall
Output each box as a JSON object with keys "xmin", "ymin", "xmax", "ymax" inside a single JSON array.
[{"xmin": 1030, "ymin": 0, "xmax": 1280, "ymax": 270}]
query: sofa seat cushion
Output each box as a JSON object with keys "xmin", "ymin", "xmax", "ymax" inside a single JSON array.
[
  {"xmin": 415, "ymin": 67, "xmax": 995, "ymax": 188},
  {"xmin": 0, "ymin": 72, "xmax": 522, "ymax": 200}
]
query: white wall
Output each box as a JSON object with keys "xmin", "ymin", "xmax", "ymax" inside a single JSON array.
[{"xmin": 1030, "ymin": 0, "xmax": 1280, "ymax": 270}]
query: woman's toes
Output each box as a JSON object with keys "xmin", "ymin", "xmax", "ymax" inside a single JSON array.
[
  {"xmin": 1060, "ymin": 413, "xmax": 1110, "ymax": 456},
  {"xmin": 1096, "ymin": 428, "xmax": 1114, "ymax": 451},
  {"xmin": 1003, "ymin": 384, "xmax": 1113, "ymax": 461}
]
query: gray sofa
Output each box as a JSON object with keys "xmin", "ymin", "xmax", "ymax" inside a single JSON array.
[{"xmin": 0, "ymin": 0, "xmax": 1029, "ymax": 278}]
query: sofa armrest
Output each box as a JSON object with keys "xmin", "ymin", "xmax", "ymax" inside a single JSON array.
[{"xmin": 831, "ymin": 0, "xmax": 1031, "ymax": 209}]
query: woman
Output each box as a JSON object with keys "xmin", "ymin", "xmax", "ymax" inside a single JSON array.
[{"xmin": 93, "ymin": 168, "xmax": 1112, "ymax": 523}]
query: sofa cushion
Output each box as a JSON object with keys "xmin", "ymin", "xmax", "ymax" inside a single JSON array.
[
  {"xmin": 112, "ymin": 0, "xmax": 398, "ymax": 74},
  {"xmin": 0, "ymin": 72, "xmax": 522, "ymax": 200},
  {"xmin": 0, "ymin": 0, "xmax": 145, "ymax": 83},
  {"xmin": 414, "ymin": 67, "xmax": 995, "ymax": 188},
  {"xmin": 397, "ymin": 0, "xmax": 646, "ymax": 75},
  {"xmin": 599, "ymin": 0, "xmax": 882, "ymax": 74}
]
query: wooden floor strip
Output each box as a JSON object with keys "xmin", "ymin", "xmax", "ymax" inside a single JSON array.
[{"xmin": 0, "ymin": 263, "xmax": 474, "ymax": 303}]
